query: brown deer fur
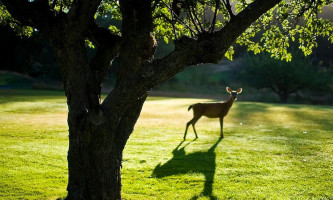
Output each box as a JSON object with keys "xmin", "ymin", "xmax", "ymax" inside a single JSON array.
[{"xmin": 184, "ymin": 87, "xmax": 242, "ymax": 140}]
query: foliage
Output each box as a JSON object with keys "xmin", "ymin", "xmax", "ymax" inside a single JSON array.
[
  {"xmin": 1, "ymin": 0, "xmax": 333, "ymax": 60},
  {"xmin": 109, "ymin": 0, "xmax": 333, "ymax": 60},
  {"xmin": 1, "ymin": 89, "xmax": 333, "ymax": 199},
  {"xmin": 236, "ymin": 0, "xmax": 333, "ymax": 61},
  {"xmin": 0, "ymin": 3, "xmax": 33, "ymax": 37},
  {"xmin": 238, "ymin": 52, "xmax": 331, "ymax": 103}
]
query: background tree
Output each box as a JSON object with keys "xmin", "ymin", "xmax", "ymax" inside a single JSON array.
[
  {"xmin": 239, "ymin": 52, "xmax": 331, "ymax": 103},
  {"xmin": 0, "ymin": 25, "xmax": 61, "ymax": 81},
  {"xmin": 1, "ymin": 0, "xmax": 332, "ymax": 199}
]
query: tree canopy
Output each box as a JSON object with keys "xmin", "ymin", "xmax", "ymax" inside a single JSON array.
[{"xmin": 1, "ymin": 0, "xmax": 332, "ymax": 62}]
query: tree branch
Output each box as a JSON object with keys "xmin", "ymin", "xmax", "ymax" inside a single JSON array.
[
  {"xmin": 280, "ymin": 0, "xmax": 317, "ymax": 35},
  {"xmin": 161, "ymin": 0, "xmax": 197, "ymax": 36},
  {"xmin": 1, "ymin": 0, "xmax": 55, "ymax": 30},
  {"xmin": 188, "ymin": 10, "xmax": 201, "ymax": 33},
  {"xmin": 67, "ymin": 0, "xmax": 102, "ymax": 34},
  {"xmin": 288, "ymin": 86, "xmax": 302, "ymax": 94},
  {"xmin": 87, "ymin": 22, "xmax": 122, "ymax": 83},
  {"xmin": 221, "ymin": 0, "xmax": 234, "ymax": 20},
  {"xmin": 189, "ymin": 4, "xmax": 204, "ymax": 32},
  {"xmin": 103, "ymin": 0, "xmax": 282, "ymax": 111},
  {"xmin": 270, "ymin": 85, "xmax": 279, "ymax": 95},
  {"xmin": 152, "ymin": 0, "xmax": 283, "ymax": 90},
  {"xmin": 169, "ymin": 0, "xmax": 178, "ymax": 39},
  {"xmin": 210, "ymin": 0, "xmax": 220, "ymax": 33}
]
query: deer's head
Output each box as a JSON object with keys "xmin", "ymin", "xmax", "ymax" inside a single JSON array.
[{"xmin": 226, "ymin": 87, "xmax": 242, "ymax": 100}]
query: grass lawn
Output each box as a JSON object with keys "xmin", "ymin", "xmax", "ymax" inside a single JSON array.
[{"xmin": 0, "ymin": 89, "xmax": 332, "ymax": 200}]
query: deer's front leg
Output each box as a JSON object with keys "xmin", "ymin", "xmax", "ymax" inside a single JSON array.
[{"xmin": 219, "ymin": 117, "xmax": 224, "ymax": 138}]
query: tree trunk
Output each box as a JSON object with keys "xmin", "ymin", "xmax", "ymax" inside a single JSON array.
[
  {"xmin": 279, "ymin": 92, "xmax": 288, "ymax": 103},
  {"xmin": 51, "ymin": 39, "xmax": 145, "ymax": 200},
  {"xmin": 65, "ymin": 104, "xmax": 145, "ymax": 200},
  {"xmin": 48, "ymin": 2, "xmax": 154, "ymax": 198},
  {"xmin": 66, "ymin": 124, "xmax": 123, "ymax": 200}
]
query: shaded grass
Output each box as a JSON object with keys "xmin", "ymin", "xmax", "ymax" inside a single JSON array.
[
  {"xmin": 0, "ymin": 71, "xmax": 35, "ymax": 89},
  {"xmin": 0, "ymin": 89, "xmax": 332, "ymax": 199}
]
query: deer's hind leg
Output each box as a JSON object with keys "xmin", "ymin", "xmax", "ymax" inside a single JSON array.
[
  {"xmin": 184, "ymin": 115, "xmax": 201, "ymax": 140},
  {"xmin": 184, "ymin": 122, "xmax": 190, "ymax": 140}
]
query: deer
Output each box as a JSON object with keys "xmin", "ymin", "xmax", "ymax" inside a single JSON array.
[{"xmin": 184, "ymin": 87, "xmax": 242, "ymax": 140}]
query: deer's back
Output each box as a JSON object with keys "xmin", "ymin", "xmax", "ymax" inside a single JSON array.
[{"xmin": 192, "ymin": 102, "xmax": 232, "ymax": 118}]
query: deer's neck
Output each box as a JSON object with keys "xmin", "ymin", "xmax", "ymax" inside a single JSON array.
[
  {"xmin": 220, "ymin": 96, "xmax": 235, "ymax": 116},
  {"xmin": 227, "ymin": 96, "xmax": 235, "ymax": 105},
  {"xmin": 226, "ymin": 96, "xmax": 235, "ymax": 107}
]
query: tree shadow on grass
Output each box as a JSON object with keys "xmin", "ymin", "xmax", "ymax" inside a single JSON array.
[{"xmin": 152, "ymin": 138, "xmax": 222, "ymax": 200}]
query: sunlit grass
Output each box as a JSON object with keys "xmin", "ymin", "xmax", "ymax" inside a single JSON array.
[
  {"xmin": 0, "ymin": 90, "xmax": 68, "ymax": 200},
  {"xmin": 0, "ymin": 89, "xmax": 332, "ymax": 199}
]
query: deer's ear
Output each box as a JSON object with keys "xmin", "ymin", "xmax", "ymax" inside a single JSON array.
[
  {"xmin": 237, "ymin": 88, "xmax": 242, "ymax": 94},
  {"xmin": 226, "ymin": 87, "xmax": 232, "ymax": 93}
]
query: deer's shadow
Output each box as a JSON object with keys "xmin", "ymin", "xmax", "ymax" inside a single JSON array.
[{"xmin": 152, "ymin": 138, "xmax": 222, "ymax": 200}]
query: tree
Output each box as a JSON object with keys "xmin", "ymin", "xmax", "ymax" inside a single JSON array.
[
  {"xmin": 239, "ymin": 52, "xmax": 331, "ymax": 103},
  {"xmin": 1, "ymin": 0, "xmax": 332, "ymax": 199}
]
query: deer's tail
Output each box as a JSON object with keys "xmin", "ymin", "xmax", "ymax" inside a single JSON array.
[{"xmin": 188, "ymin": 105, "xmax": 193, "ymax": 111}]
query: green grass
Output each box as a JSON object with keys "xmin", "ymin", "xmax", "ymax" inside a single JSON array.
[{"xmin": 0, "ymin": 89, "xmax": 332, "ymax": 200}]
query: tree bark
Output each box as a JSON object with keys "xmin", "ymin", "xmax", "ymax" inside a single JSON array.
[
  {"xmin": 46, "ymin": 1, "xmax": 153, "ymax": 199},
  {"xmin": 50, "ymin": 38, "xmax": 147, "ymax": 200},
  {"xmin": 64, "ymin": 106, "xmax": 145, "ymax": 200}
]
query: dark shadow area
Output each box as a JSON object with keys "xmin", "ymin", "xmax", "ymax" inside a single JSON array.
[
  {"xmin": 0, "ymin": 89, "xmax": 66, "ymax": 105},
  {"xmin": 152, "ymin": 138, "xmax": 222, "ymax": 200}
]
